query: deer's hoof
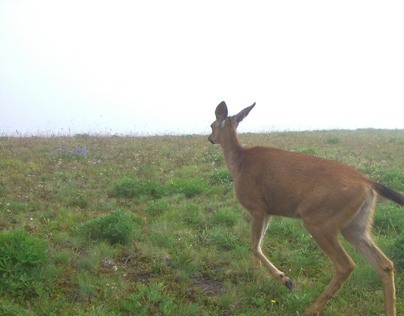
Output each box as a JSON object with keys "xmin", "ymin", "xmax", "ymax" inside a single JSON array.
[{"xmin": 284, "ymin": 278, "xmax": 293, "ymax": 290}]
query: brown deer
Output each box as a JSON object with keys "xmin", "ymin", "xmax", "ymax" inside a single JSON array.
[{"xmin": 208, "ymin": 101, "xmax": 404, "ymax": 316}]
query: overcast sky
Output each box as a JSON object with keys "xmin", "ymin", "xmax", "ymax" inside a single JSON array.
[{"xmin": 1, "ymin": 1, "xmax": 403, "ymax": 136}]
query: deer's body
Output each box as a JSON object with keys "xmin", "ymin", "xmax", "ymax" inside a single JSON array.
[
  {"xmin": 233, "ymin": 146, "xmax": 369, "ymax": 219},
  {"xmin": 209, "ymin": 101, "xmax": 404, "ymax": 316}
]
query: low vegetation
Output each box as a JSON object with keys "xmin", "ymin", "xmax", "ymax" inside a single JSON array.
[{"xmin": 0, "ymin": 130, "xmax": 403, "ymax": 315}]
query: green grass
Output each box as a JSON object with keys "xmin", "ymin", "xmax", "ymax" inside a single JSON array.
[
  {"xmin": 0, "ymin": 230, "xmax": 49, "ymax": 297},
  {"xmin": 0, "ymin": 130, "xmax": 402, "ymax": 315}
]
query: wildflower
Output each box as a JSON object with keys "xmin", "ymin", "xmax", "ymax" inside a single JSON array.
[
  {"xmin": 74, "ymin": 146, "xmax": 89, "ymax": 157},
  {"xmin": 55, "ymin": 146, "xmax": 90, "ymax": 158}
]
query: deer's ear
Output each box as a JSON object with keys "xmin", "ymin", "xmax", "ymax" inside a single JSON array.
[
  {"xmin": 235, "ymin": 102, "xmax": 256, "ymax": 123},
  {"xmin": 215, "ymin": 101, "xmax": 228, "ymax": 121}
]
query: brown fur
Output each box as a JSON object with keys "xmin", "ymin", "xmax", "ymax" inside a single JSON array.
[{"xmin": 209, "ymin": 101, "xmax": 403, "ymax": 316}]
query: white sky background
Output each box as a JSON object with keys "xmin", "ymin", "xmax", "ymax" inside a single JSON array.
[{"xmin": 0, "ymin": 1, "xmax": 403, "ymax": 136}]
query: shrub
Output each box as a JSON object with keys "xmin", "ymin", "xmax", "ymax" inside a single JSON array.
[
  {"xmin": 79, "ymin": 210, "xmax": 137, "ymax": 244},
  {"xmin": 0, "ymin": 231, "xmax": 48, "ymax": 296},
  {"xmin": 110, "ymin": 177, "xmax": 164, "ymax": 199}
]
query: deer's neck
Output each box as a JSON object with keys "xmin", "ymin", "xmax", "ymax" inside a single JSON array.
[{"xmin": 220, "ymin": 130, "xmax": 244, "ymax": 178}]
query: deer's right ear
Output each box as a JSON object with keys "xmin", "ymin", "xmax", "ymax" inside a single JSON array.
[{"xmin": 215, "ymin": 101, "xmax": 228, "ymax": 121}]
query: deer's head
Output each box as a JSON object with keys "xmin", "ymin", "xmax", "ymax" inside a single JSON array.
[{"xmin": 208, "ymin": 101, "xmax": 256, "ymax": 145}]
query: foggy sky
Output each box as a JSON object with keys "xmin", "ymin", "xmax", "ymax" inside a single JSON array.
[{"xmin": 1, "ymin": 1, "xmax": 403, "ymax": 136}]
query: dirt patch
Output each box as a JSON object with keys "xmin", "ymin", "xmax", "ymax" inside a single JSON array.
[
  {"xmin": 115, "ymin": 248, "xmax": 156, "ymax": 284},
  {"xmin": 189, "ymin": 275, "xmax": 226, "ymax": 296}
]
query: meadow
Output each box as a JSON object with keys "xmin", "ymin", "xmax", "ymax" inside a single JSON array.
[{"xmin": 0, "ymin": 130, "xmax": 403, "ymax": 315}]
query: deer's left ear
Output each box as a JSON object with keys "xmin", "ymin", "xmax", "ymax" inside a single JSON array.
[
  {"xmin": 235, "ymin": 102, "xmax": 256, "ymax": 123},
  {"xmin": 215, "ymin": 101, "xmax": 228, "ymax": 121}
]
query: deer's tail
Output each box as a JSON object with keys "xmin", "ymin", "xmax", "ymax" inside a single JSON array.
[{"xmin": 372, "ymin": 181, "xmax": 404, "ymax": 206}]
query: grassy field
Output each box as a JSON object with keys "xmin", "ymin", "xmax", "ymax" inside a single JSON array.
[{"xmin": 0, "ymin": 130, "xmax": 403, "ymax": 315}]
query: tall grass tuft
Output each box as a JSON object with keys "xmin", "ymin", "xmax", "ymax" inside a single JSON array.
[
  {"xmin": 0, "ymin": 231, "xmax": 48, "ymax": 296},
  {"xmin": 79, "ymin": 210, "xmax": 138, "ymax": 244},
  {"xmin": 166, "ymin": 178, "xmax": 208, "ymax": 198},
  {"xmin": 110, "ymin": 177, "xmax": 164, "ymax": 199}
]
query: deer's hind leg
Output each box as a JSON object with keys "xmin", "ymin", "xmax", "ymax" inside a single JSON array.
[
  {"xmin": 341, "ymin": 190, "xmax": 396, "ymax": 316},
  {"xmin": 303, "ymin": 224, "xmax": 356, "ymax": 316}
]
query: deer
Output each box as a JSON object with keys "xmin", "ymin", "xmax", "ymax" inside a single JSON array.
[{"xmin": 208, "ymin": 101, "xmax": 404, "ymax": 316}]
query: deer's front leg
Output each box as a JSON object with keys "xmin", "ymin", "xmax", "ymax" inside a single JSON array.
[{"xmin": 250, "ymin": 211, "xmax": 293, "ymax": 289}]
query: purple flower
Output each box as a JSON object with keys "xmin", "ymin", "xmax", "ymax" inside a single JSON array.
[
  {"xmin": 55, "ymin": 146, "xmax": 90, "ymax": 157},
  {"xmin": 74, "ymin": 146, "xmax": 89, "ymax": 157}
]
